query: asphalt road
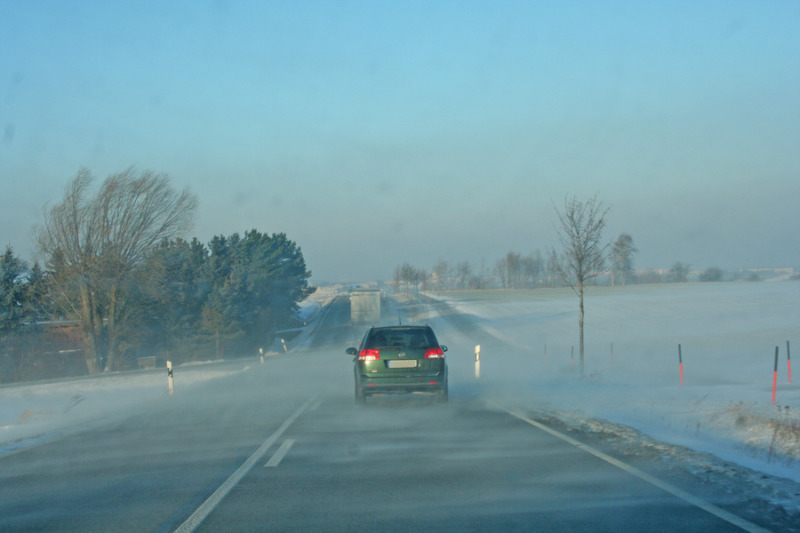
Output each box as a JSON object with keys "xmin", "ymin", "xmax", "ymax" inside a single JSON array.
[{"xmin": 0, "ymin": 293, "xmax": 783, "ymax": 532}]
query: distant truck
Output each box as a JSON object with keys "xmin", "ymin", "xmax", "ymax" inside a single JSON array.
[{"xmin": 350, "ymin": 289, "xmax": 381, "ymax": 323}]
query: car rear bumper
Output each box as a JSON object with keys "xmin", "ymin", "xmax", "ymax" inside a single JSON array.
[{"xmin": 356, "ymin": 373, "xmax": 447, "ymax": 394}]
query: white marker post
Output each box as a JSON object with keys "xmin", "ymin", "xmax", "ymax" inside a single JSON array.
[
  {"xmin": 281, "ymin": 338, "xmax": 288, "ymax": 353},
  {"xmin": 259, "ymin": 347, "xmax": 264, "ymax": 364},
  {"xmin": 475, "ymin": 344, "xmax": 481, "ymax": 379},
  {"xmin": 167, "ymin": 360, "xmax": 174, "ymax": 395}
]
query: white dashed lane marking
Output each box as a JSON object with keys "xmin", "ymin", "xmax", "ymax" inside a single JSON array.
[{"xmin": 265, "ymin": 439, "xmax": 295, "ymax": 468}]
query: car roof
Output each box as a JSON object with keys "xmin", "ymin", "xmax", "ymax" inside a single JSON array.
[{"xmin": 371, "ymin": 325, "xmax": 431, "ymax": 332}]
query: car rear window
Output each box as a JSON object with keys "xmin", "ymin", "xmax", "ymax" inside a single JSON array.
[{"xmin": 367, "ymin": 328, "xmax": 437, "ymax": 350}]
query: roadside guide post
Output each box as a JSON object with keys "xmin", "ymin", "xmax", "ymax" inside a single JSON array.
[
  {"xmin": 475, "ymin": 345, "xmax": 481, "ymax": 379},
  {"xmin": 167, "ymin": 360, "xmax": 174, "ymax": 395}
]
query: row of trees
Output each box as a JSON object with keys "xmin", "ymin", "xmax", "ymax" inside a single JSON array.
[
  {"xmin": 394, "ymin": 244, "xmax": 721, "ymax": 292},
  {"xmin": 1, "ymin": 169, "xmax": 313, "ymax": 382},
  {"xmin": 393, "ymin": 233, "xmax": 640, "ymax": 294}
]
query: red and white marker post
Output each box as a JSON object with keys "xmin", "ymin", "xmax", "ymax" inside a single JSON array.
[{"xmin": 772, "ymin": 347, "xmax": 779, "ymax": 404}]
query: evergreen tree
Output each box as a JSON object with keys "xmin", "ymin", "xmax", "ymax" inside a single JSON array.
[
  {"xmin": 140, "ymin": 238, "xmax": 212, "ymax": 360},
  {"xmin": 200, "ymin": 230, "xmax": 314, "ymax": 355},
  {"xmin": 0, "ymin": 246, "xmax": 28, "ymax": 334},
  {"xmin": 23, "ymin": 261, "xmax": 50, "ymax": 323}
]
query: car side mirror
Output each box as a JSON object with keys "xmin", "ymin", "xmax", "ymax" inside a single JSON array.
[
  {"xmin": 346, "ymin": 347, "xmax": 357, "ymax": 355},
  {"xmin": 440, "ymin": 345, "xmax": 448, "ymax": 352}
]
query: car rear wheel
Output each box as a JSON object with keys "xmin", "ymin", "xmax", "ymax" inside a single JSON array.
[
  {"xmin": 354, "ymin": 382, "xmax": 366, "ymax": 404},
  {"xmin": 436, "ymin": 384, "xmax": 448, "ymax": 403}
]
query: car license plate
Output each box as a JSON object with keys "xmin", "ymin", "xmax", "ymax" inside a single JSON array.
[{"xmin": 387, "ymin": 360, "xmax": 417, "ymax": 368}]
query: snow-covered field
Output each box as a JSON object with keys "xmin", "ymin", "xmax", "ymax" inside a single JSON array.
[{"xmin": 420, "ymin": 280, "xmax": 800, "ymax": 483}]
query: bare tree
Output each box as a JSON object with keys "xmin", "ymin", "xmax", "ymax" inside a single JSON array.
[
  {"xmin": 455, "ymin": 261, "xmax": 472, "ymax": 289},
  {"xmin": 699, "ymin": 266, "xmax": 723, "ymax": 282},
  {"xmin": 397, "ymin": 263, "xmax": 418, "ymax": 297},
  {"xmin": 431, "ymin": 260, "xmax": 449, "ymax": 290},
  {"xmin": 552, "ymin": 194, "xmax": 610, "ymax": 376},
  {"xmin": 669, "ymin": 261, "xmax": 690, "ymax": 282},
  {"xmin": 37, "ymin": 168, "xmax": 197, "ymax": 372},
  {"xmin": 521, "ymin": 251, "xmax": 544, "ymax": 288},
  {"xmin": 546, "ymin": 249, "xmax": 562, "ymax": 287},
  {"xmin": 610, "ymin": 233, "xmax": 637, "ymax": 286}
]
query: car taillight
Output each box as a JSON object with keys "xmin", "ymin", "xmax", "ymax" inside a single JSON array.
[
  {"xmin": 424, "ymin": 347, "xmax": 445, "ymax": 359},
  {"xmin": 359, "ymin": 348, "xmax": 380, "ymax": 361}
]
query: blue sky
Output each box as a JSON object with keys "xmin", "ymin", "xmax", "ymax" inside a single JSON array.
[{"xmin": 2, "ymin": 1, "xmax": 799, "ymax": 282}]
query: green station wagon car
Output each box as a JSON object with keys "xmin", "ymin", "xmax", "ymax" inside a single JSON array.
[{"xmin": 347, "ymin": 325, "xmax": 448, "ymax": 403}]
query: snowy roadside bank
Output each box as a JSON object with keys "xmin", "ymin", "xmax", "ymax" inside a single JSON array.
[
  {"xmin": 0, "ymin": 286, "xmax": 342, "ymax": 456},
  {"xmin": 0, "ymin": 361, "xmax": 253, "ymax": 455}
]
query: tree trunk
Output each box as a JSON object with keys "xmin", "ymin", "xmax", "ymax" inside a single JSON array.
[
  {"xmin": 78, "ymin": 280, "xmax": 99, "ymax": 374},
  {"xmin": 579, "ymin": 281, "xmax": 585, "ymax": 376},
  {"xmin": 104, "ymin": 286, "xmax": 118, "ymax": 372}
]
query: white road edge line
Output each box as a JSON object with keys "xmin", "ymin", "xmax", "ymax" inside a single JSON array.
[
  {"xmin": 265, "ymin": 439, "xmax": 295, "ymax": 467},
  {"xmin": 493, "ymin": 403, "xmax": 771, "ymax": 533},
  {"xmin": 173, "ymin": 397, "xmax": 316, "ymax": 533}
]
